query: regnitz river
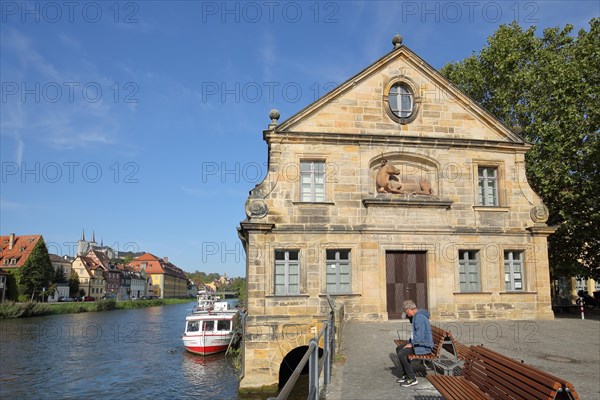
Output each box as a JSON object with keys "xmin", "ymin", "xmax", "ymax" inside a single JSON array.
[{"xmin": 0, "ymin": 302, "xmax": 245, "ymax": 399}]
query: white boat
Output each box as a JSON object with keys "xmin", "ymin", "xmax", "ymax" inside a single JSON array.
[{"xmin": 182, "ymin": 305, "xmax": 239, "ymax": 356}]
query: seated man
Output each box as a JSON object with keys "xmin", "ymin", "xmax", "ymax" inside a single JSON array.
[{"xmin": 395, "ymin": 300, "xmax": 434, "ymax": 387}]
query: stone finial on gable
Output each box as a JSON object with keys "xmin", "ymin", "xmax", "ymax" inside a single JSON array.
[
  {"xmin": 392, "ymin": 34, "xmax": 403, "ymax": 49},
  {"xmin": 268, "ymin": 109, "xmax": 280, "ymax": 129}
]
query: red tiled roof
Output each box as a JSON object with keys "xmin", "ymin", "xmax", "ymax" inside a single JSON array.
[
  {"xmin": 0, "ymin": 234, "xmax": 43, "ymax": 268},
  {"xmin": 128, "ymin": 252, "xmax": 188, "ymax": 279}
]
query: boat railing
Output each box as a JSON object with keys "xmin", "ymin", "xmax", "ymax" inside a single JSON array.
[{"xmin": 267, "ymin": 295, "xmax": 336, "ymax": 400}]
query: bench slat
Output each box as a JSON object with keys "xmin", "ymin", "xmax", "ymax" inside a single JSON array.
[
  {"xmin": 470, "ymin": 348, "xmax": 562, "ymax": 399},
  {"xmin": 428, "ymin": 376, "xmax": 491, "ymax": 400},
  {"xmin": 466, "ymin": 356, "xmax": 557, "ymax": 399},
  {"xmin": 408, "ymin": 326, "xmax": 580, "ymax": 400},
  {"xmin": 468, "ymin": 346, "xmax": 575, "ymax": 399},
  {"xmin": 429, "ymin": 345, "xmax": 578, "ymax": 400}
]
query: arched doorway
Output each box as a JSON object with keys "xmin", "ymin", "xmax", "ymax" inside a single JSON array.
[{"xmin": 278, "ymin": 346, "xmax": 323, "ymax": 389}]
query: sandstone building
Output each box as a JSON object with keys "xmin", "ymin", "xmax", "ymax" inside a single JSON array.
[{"xmin": 238, "ymin": 36, "xmax": 555, "ymax": 392}]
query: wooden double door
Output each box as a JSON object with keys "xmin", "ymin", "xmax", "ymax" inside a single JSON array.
[{"xmin": 386, "ymin": 251, "xmax": 428, "ymax": 319}]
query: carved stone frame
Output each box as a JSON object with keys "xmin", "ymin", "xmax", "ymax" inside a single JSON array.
[
  {"xmin": 471, "ymin": 160, "xmax": 506, "ymax": 208},
  {"xmin": 383, "ymin": 76, "xmax": 421, "ymax": 124}
]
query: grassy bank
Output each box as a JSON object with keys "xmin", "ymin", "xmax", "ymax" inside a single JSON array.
[{"xmin": 0, "ymin": 298, "xmax": 195, "ymax": 319}]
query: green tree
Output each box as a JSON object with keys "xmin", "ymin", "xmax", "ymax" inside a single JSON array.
[
  {"xmin": 121, "ymin": 254, "xmax": 133, "ymax": 265},
  {"xmin": 187, "ymin": 270, "xmax": 223, "ymax": 284},
  {"xmin": 53, "ymin": 265, "xmax": 68, "ymax": 284},
  {"xmin": 5, "ymin": 269, "xmax": 20, "ymax": 301},
  {"xmin": 69, "ymin": 270, "xmax": 80, "ymax": 297},
  {"xmin": 19, "ymin": 238, "xmax": 54, "ymax": 301},
  {"xmin": 228, "ymin": 277, "xmax": 247, "ymax": 305},
  {"xmin": 441, "ymin": 19, "xmax": 600, "ymax": 279}
]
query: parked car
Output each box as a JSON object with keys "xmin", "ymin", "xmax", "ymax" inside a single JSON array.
[
  {"xmin": 82, "ymin": 296, "xmax": 96, "ymax": 302},
  {"xmin": 58, "ymin": 296, "xmax": 73, "ymax": 302},
  {"xmin": 131, "ymin": 296, "xmax": 138, "ymax": 301}
]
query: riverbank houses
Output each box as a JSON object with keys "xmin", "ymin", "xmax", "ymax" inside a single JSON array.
[{"xmin": 128, "ymin": 253, "xmax": 189, "ymax": 298}]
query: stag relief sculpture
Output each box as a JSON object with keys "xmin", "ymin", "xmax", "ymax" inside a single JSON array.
[{"xmin": 376, "ymin": 159, "xmax": 432, "ymax": 195}]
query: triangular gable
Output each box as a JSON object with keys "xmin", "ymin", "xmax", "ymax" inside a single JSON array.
[{"xmin": 275, "ymin": 44, "xmax": 524, "ymax": 144}]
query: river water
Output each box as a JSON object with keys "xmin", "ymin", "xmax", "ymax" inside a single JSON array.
[{"xmin": 0, "ymin": 302, "xmax": 289, "ymax": 400}]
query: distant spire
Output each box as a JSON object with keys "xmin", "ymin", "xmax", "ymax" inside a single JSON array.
[
  {"xmin": 81, "ymin": 229, "xmax": 85, "ymax": 241},
  {"xmin": 91, "ymin": 230, "xmax": 96, "ymax": 243},
  {"xmin": 101, "ymin": 238, "xmax": 104, "ymax": 247}
]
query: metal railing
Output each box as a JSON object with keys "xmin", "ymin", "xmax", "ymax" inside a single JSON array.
[{"xmin": 267, "ymin": 295, "xmax": 336, "ymax": 400}]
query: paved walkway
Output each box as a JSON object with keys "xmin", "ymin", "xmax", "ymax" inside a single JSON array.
[{"xmin": 324, "ymin": 310, "xmax": 600, "ymax": 399}]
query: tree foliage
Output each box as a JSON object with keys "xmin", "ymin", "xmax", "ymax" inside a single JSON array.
[
  {"xmin": 19, "ymin": 238, "xmax": 55, "ymax": 300},
  {"xmin": 227, "ymin": 277, "xmax": 247, "ymax": 305},
  {"xmin": 5, "ymin": 270, "xmax": 20, "ymax": 301},
  {"xmin": 187, "ymin": 270, "xmax": 222, "ymax": 285},
  {"xmin": 69, "ymin": 270, "xmax": 80, "ymax": 297},
  {"xmin": 121, "ymin": 254, "xmax": 133, "ymax": 265},
  {"xmin": 441, "ymin": 19, "xmax": 599, "ymax": 279},
  {"xmin": 53, "ymin": 265, "xmax": 68, "ymax": 284}
]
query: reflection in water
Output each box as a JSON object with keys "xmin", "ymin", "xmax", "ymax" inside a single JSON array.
[
  {"xmin": 0, "ymin": 302, "xmax": 311, "ymax": 400},
  {"xmin": 181, "ymin": 352, "xmax": 230, "ymax": 386},
  {"xmin": 0, "ymin": 303, "xmax": 240, "ymax": 399}
]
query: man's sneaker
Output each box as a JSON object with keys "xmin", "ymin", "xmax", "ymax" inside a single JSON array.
[
  {"xmin": 396, "ymin": 375, "xmax": 408, "ymax": 383},
  {"xmin": 400, "ymin": 377, "xmax": 418, "ymax": 387}
]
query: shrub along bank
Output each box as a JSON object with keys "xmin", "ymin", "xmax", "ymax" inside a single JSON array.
[{"xmin": 0, "ymin": 298, "xmax": 194, "ymax": 319}]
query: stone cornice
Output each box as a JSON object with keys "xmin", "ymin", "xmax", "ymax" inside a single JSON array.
[
  {"xmin": 526, "ymin": 225, "xmax": 558, "ymax": 236},
  {"xmin": 362, "ymin": 197, "xmax": 453, "ymax": 209},
  {"xmin": 263, "ymin": 130, "xmax": 531, "ymax": 153},
  {"xmin": 239, "ymin": 222, "xmax": 275, "ymax": 233}
]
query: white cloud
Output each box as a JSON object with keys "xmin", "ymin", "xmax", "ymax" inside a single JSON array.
[
  {"xmin": 0, "ymin": 198, "xmax": 23, "ymax": 209},
  {"xmin": 258, "ymin": 31, "xmax": 277, "ymax": 80},
  {"xmin": 58, "ymin": 33, "xmax": 81, "ymax": 49}
]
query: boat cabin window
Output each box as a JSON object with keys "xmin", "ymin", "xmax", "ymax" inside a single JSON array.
[
  {"xmin": 203, "ymin": 321, "xmax": 215, "ymax": 331},
  {"xmin": 217, "ymin": 320, "xmax": 231, "ymax": 331},
  {"xmin": 187, "ymin": 321, "xmax": 199, "ymax": 332}
]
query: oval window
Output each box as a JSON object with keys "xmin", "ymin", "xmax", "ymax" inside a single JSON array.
[{"xmin": 388, "ymin": 84, "xmax": 414, "ymax": 119}]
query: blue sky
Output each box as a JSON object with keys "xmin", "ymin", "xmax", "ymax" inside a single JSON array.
[{"xmin": 1, "ymin": 1, "xmax": 598, "ymax": 277}]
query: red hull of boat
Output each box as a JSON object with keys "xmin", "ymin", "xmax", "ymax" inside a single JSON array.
[{"xmin": 184, "ymin": 344, "xmax": 229, "ymax": 356}]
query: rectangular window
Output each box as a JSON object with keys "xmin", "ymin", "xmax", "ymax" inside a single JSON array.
[
  {"xmin": 275, "ymin": 250, "xmax": 300, "ymax": 295},
  {"xmin": 217, "ymin": 320, "xmax": 231, "ymax": 331},
  {"xmin": 575, "ymin": 276, "xmax": 587, "ymax": 292},
  {"xmin": 203, "ymin": 321, "xmax": 214, "ymax": 332},
  {"xmin": 326, "ymin": 250, "xmax": 351, "ymax": 294},
  {"xmin": 504, "ymin": 251, "xmax": 524, "ymax": 291},
  {"xmin": 478, "ymin": 167, "xmax": 498, "ymax": 206},
  {"xmin": 458, "ymin": 250, "xmax": 480, "ymax": 292},
  {"xmin": 300, "ymin": 161, "xmax": 325, "ymax": 202}
]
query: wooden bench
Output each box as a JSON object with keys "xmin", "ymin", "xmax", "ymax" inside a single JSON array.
[
  {"xmin": 394, "ymin": 325, "xmax": 454, "ymax": 374},
  {"xmin": 427, "ymin": 345, "xmax": 580, "ymax": 400}
]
